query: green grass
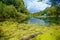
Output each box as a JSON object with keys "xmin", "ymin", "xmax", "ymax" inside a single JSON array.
[
  {"xmin": 31, "ymin": 25, "xmax": 60, "ymax": 40},
  {"xmin": 0, "ymin": 21, "xmax": 60, "ymax": 40}
]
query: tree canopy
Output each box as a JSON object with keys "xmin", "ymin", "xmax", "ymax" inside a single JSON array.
[{"xmin": 0, "ymin": 0, "xmax": 30, "ymax": 22}]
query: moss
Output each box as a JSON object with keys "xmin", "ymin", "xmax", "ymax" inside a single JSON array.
[{"xmin": 0, "ymin": 21, "xmax": 60, "ymax": 40}]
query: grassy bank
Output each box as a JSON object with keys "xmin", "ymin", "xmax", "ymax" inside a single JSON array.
[{"xmin": 0, "ymin": 21, "xmax": 60, "ymax": 40}]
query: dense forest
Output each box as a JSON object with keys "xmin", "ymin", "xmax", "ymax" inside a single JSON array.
[
  {"xmin": 0, "ymin": 0, "xmax": 30, "ymax": 22},
  {"xmin": 0, "ymin": 0, "xmax": 60, "ymax": 40}
]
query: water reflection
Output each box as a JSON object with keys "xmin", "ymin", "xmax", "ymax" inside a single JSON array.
[
  {"xmin": 28, "ymin": 17, "xmax": 60, "ymax": 26},
  {"xmin": 28, "ymin": 17, "xmax": 50, "ymax": 26}
]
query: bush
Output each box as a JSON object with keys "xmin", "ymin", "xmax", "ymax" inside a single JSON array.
[{"xmin": 3, "ymin": 5, "xmax": 17, "ymax": 18}]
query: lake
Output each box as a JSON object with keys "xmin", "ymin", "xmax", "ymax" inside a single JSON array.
[{"xmin": 27, "ymin": 17, "xmax": 60, "ymax": 26}]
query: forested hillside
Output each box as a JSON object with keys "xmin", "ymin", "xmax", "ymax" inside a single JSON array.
[
  {"xmin": 0, "ymin": 0, "xmax": 29, "ymax": 22},
  {"xmin": 32, "ymin": 6, "xmax": 60, "ymax": 18}
]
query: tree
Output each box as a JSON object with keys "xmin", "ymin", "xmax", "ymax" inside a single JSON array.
[
  {"xmin": 48, "ymin": 0, "xmax": 60, "ymax": 17},
  {"xmin": 0, "ymin": 0, "xmax": 30, "ymax": 22},
  {"xmin": 0, "ymin": 2, "xmax": 3, "ymax": 13},
  {"xmin": 3, "ymin": 5, "xmax": 17, "ymax": 18},
  {"xmin": 50, "ymin": 0, "xmax": 57, "ymax": 6}
]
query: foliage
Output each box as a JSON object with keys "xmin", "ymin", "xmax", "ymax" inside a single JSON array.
[
  {"xmin": 0, "ymin": 21, "xmax": 60, "ymax": 40},
  {"xmin": 0, "ymin": 0, "xmax": 30, "ymax": 22},
  {"xmin": 0, "ymin": 2, "xmax": 3, "ymax": 13},
  {"xmin": 0, "ymin": 0, "xmax": 60, "ymax": 40},
  {"xmin": 0, "ymin": 0, "xmax": 30, "ymax": 14},
  {"xmin": 33, "ymin": 6, "xmax": 60, "ymax": 18},
  {"xmin": 32, "ymin": 0, "xmax": 60, "ymax": 18},
  {"xmin": 31, "ymin": 25, "xmax": 60, "ymax": 40}
]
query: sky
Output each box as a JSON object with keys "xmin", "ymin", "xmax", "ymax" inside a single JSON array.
[{"xmin": 23, "ymin": 0, "xmax": 51, "ymax": 13}]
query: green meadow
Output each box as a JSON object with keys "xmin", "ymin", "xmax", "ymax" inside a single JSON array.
[{"xmin": 0, "ymin": 21, "xmax": 60, "ymax": 40}]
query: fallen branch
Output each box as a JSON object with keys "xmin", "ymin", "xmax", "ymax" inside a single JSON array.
[{"xmin": 21, "ymin": 32, "xmax": 43, "ymax": 40}]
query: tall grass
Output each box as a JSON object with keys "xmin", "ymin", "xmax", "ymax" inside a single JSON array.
[{"xmin": 0, "ymin": 21, "xmax": 60, "ymax": 40}]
